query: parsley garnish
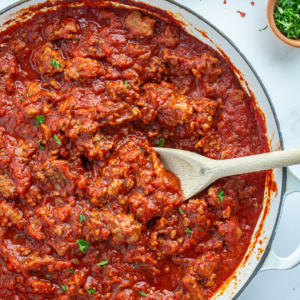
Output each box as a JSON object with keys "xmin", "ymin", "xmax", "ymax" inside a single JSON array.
[
  {"xmin": 133, "ymin": 104, "xmax": 139, "ymax": 108},
  {"xmin": 38, "ymin": 140, "xmax": 45, "ymax": 151},
  {"xmin": 35, "ymin": 115, "xmax": 45, "ymax": 126},
  {"xmin": 50, "ymin": 59, "xmax": 61, "ymax": 69},
  {"xmin": 124, "ymin": 80, "xmax": 130, "ymax": 89},
  {"xmin": 97, "ymin": 258, "xmax": 109, "ymax": 268},
  {"xmin": 53, "ymin": 134, "xmax": 62, "ymax": 145},
  {"xmin": 26, "ymin": 93, "xmax": 29, "ymax": 98},
  {"xmin": 199, "ymin": 228, "xmax": 203, "ymax": 231},
  {"xmin": 154, "ymin": 138, "xmax": 165, "ymax": 147},
  {"xmin": 274, "ymin": 0, "xmax": 300, "ymax": 39},
  {"xmin": 259, "ymin": 25, "xmax": 268, "ymax": 31},
  {"xmin": 185, "ymin": 228, "xmax": 192, "ymax": 236},
  {"xmin": 45, "ymin": 274, "xmax": 51, "ymax": 278},
  {"xmin": 68, "ymin": 268, "xmax": 74, "ymax": 274},
  {"xmin": 88, "ymin": 288, "xmax": 96, "ymax": 294},
  {"xmin": 79, "ymin": 212, "xmax": 86, "ymax": 223},
  {"xmin": 77, "ymin": 239, "xmax": 90, "ymax": 253},
  {"xmin": 217, "ymin": 190, "xmax": 225, "ymax": 204},
  {"xmin": 179, "ymin": 208, "xmax": 185, "ymax": 215},
  {"xmin": 20, "ymin": 98, "xmax": 24, "ymax": 103},
  {"xmin": 61, "ymin": 285, "xmax": 67, "ymax": 293},
  {"xmin": 139, "ymin": 291, "xmax": 147, "ymax": 296},
  {"xmin": 25, "ymin": 261, "xmax": 28, "ymax": 265},
  {"xmin": 92, "ymin": 70, "xmax": 96, "ymax": 74},
  {"xmin": 139, "ymin": 147, "xmax": 145, "ymax": 153},
  {"xmin": 72, "ymin": 38, "xmax": 79, "ymax": 42}
]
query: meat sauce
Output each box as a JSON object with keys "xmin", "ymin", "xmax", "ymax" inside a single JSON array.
[{"xmin": 0, "ymin": 4, "xmax": 268, "ymax": 300}]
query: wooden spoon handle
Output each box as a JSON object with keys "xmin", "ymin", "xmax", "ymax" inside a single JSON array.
[{"xmin": 214, "ymin": 149, "xmax": 300, "ymax": 179}]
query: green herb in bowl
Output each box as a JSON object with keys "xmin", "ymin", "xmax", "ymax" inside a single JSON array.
[{"xmin": 274, "ymin": 0, "xmax": 300, "ymax": 39}]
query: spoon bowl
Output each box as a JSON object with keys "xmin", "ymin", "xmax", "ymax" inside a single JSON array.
[{"xmin": 155, "ymin": 147, "xmax": 300, "ymax": 200}]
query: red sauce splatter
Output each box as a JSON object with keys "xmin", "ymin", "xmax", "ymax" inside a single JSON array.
[
  {"xmin": 237, "ymin": 11, "xmax": 246, "ymax": 17},
  {"xmin": 224, "ymin": 0, "xmax": 227, "ymax": 4},
  {"xmin": 251, "ymin": 1, "xmax": 255, "ymax": 6}
]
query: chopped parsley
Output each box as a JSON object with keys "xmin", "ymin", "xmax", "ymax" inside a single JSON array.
[
  {"xmin": 38, "ymin": 140, "xmax": 45, "ymax": 151},
  {"xmin": 20, "ymin": 98, "xmax": 24, "ymax": 103},
  {"xmin": 179, "ymin": 208, "xmax": 185, "ymax": 215},
  {"xmin": 274, "ymin": 0, "xmax": 300, "ymax": 39},
  {"xmin": 25, "ymin": 261, "xmax": 28, "ymax": 265},
  {"xmin": 61, "ymin": 285, "xmax": 67, "ymax": 293},
  {"xmin": 17, "ymin": 233, "xmax": 25, "ymax": 237},
  {"xmin": 259, "ymin": 25, "xmax": 268, "ymax": 31},
  {"xmin": 72, "ymin": 38, "xmax": 79, "ymax": 42},
  {"xmin": 53, "ymin": 134, "xmax": 62, "ymax": 145},
  {"xmin": 92, "ymin": 70, "xmax": 96, "ymax": 74},
  {"xmin": 26, "ymin": 93, "xmax": 29, "ymax": 98},
  {"xmin": 50, "ymin": 58, "xmax": 61, "ymax": 69},
  {"xmin": 87, "ymin": 288, "xmax": 96, "ymax": 294},
  {"xmin": 79, "ymin": 212, "xmax": 86, "ymax": 223},
  {"xmin": 139, "ymin": 147, "xmax": 145, "ymax": 153},
  {"xmin": 124, "ymin": 80, "xmax": 130, "ymax": 89},
  {"xmin": 133, "ymin": 104, "xmax": 139, "ymax": 108},
  {"xmin": 139, "ymin": 291, "xmax": 147, "ymax": 297},
  {"xmin": 97, "ymin": 258, "xmax": 109, "ymax": 268},
  {"xmin": 35, "ymin": 115, "xmax": 45, "ymax": 126},
  {"xmin": 154, "ymin": 138, "xmax": 165, "ymax": 147},
  {"xmin": 185, "ymin": 228, "xmax": 192, "ymax": 236},
  {"xmin": 68, "ymin": 268, "xmax": 74, "ymax": 274},
  {"xmin": 45, "ymin": 274, "xmax": 51, "ymax": 278},
  {"xmin": 199, "ymin": 228, "xmax": 203, "ymax": 231},
  {"xmin": 217, "ymin": 190, "xmax": 225, "ymax": 204},
  {"xmin": 77, "ymin": 239, "xmax": 90, "ymax": 253}
]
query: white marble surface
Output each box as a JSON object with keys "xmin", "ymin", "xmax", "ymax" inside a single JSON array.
[{"xmin": 0, "ymin": 0, "xmax": 300, "ymax": 299}]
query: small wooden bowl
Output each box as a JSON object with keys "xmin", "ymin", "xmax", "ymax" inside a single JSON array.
[{"xmin": 267, "ymin": 0, "xmax": 300, "ymax": 48}]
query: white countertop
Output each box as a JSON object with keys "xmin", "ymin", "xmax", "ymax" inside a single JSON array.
[{"xmin": 0, "ymin": 0, "xmax": 300, "ymax": 299}]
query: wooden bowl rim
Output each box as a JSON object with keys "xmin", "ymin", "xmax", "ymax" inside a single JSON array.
[{"xmin": 267, "ymin": 0, "xmax": 300, "ymax": 48}]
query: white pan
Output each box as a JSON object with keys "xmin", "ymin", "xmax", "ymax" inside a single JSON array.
[{"xmin": 1, "ymin": 0, "xmax": 300, "ymax": 299}]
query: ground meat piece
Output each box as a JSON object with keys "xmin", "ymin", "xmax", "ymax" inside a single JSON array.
[
  {"xmin": 44, "ymin": 17, "xmax": 81, "ymax": 41},
  {"xmin": 0, "ymin": 199, "xmax": 25, "ymax": 229},
  {"xmin": 0, "ymin": 175, "xmax": 16, "ymax": 199},
  {"xmin": 115, "ymin": 289, "xmax": 136, "ymax": 300},
  {"xmin": 33, "ymin": 43, "xmax": 66, "ymax": 76},
  {"xmin": 106, "ymin": 80, "xmax": 128, "ymax": 101},
  {"xmin": 27, "ymin": 277, "xmax": 58, "ymax": 294},
  {"xmin": 64, "ymin": 57, "xmax": 105, "ymax": 82},
  {"xmin": 139, "ymin": 81, "xmax": 193, "ymax": 126},
  {"xmin": 0, "ymin": 52, "xmax": 19, "ymax": 92},
  {"xmin": 110, "ymin": 213, "xmax": 141, "ymax": 245},
  {"xmin": 0, "ymin": 85, "xmax": 11, "ymax": 116},
  {"xmin": 182, "ymin": 252, "xmax": 220, "ymax": 300},
  {"xmin": 216, "ymin": 217, "xmax": 242, "ymax": 248},
  {"xmin": 81, "ymin": 36, "xmax": 106, "ymax": 59},
  {"xmin": 156, "ymin": 25, "xmax": 180, "ymax": 48},
  {"xmin": 125, "ymin": 11, "xmax": 156, "ymax": 39},
  {"xmin": 84, "ymin": 208, "xmax": 112, "ymax": 242}
]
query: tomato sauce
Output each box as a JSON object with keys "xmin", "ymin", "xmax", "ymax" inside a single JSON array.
[{"xmin": 0, "ymin": 4, "xmax": 268, "ymax": 300}]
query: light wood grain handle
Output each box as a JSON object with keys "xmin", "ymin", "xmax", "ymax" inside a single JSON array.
[{"xmin": 215, "ymin": 149, "xmax": 300, "ymax": 178}]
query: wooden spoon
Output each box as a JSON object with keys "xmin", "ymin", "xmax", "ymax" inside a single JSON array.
[
  {"xmin": 154, "ymin": 148, "xmax": 300, "ymax": 200},
  {"xmin": 267, "ymin": 0, "xmax": 300, "ymax": 48}
]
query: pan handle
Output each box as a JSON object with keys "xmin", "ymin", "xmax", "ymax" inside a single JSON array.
[{"xmin": 260, "ymin": 168, "xmax": 300, "ymax": 272}]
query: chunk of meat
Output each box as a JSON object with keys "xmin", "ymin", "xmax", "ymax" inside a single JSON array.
[
  {"xmin": 0, "ymin": 52, "xmax": 19, "ymax": 92},
  {"xmin": 27, "ymin": 277, "xmax": 58, "ymax": 294},
  {"xmin": 0, "ymin": 84, "xmax": 11, "ymax": 116},
  {"xmin": 106, "ymin": 80, "xmax": 128, "ymax": 101},
  {"xmin": 0, "ymin": 175, "xmax": 16, "ymax": 198},
  {"xmin": 125, "ymin": 11, "xmax": 156, "ymax": 39},
  {"xmin": 81, "ymin": 36, "xmax": 106, "ymax": 59},
  {"xmin": 182, "ymin": 252, "xmax": 220, "ymax": 300},
  {"xmin": 139, "ymin": 81, "xmax": 193, "ymax": 126},
  {"xmin": 44, "ymin": 17, "xmax": 81, "ymax": 41},
  {"xmin": 216, "ymin": 217, "xmax": 242, "ymax": 248},
  {"xmin": 115, "ymin": 289, "xmax": 136, "ymax": 300},
  {"xmin": 156, "ymin": 25, "xmax": 180, "ymax": 48},
  {"xmin": 110, "ymin": 213, "xmax": 141, "ymax": 245},
  {"xmin": 33, "ymin": 43, "xmax": 66, "ymax": 76},
  {"xmin": 64, "ymin": 57, "xmax": 105, "ymax": 82},
  {"xmin": 84, "ymin": 208, "xmax": 112, "ymax": 242},
  {"xmin": 0, "ymin": 199, "xmax": 25, "ymax": 229}
]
